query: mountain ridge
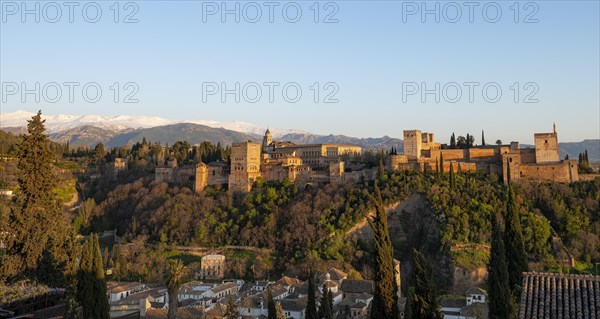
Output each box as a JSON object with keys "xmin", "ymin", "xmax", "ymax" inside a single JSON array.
[{"xmin": 1, "ymin": 110, "xmax": 597, "ymax": 161}]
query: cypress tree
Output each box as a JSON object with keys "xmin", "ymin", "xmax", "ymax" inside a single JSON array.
[
  {"xmin": 439, "ymin": 152, "xmax": 444, "ymax": 174},
  {"xmin": 103, "ymin": 247, "xmax": 110, "ymax": 269},
  {"xmin": 77, "ymin": 237, "xmax": 94, "ymax": 318},
  {"xmin": 504, "ymin": 185, "xmax": 528, "ymax": 295},
  {"xmin": 77, "ymin": 234, "xmax": 109, "ymax": 319},
  {"xmin": 488, "ymin": 213, "xmax": 517, "ymax": 319},
  {"xmin": 306, "ymin": 272, "xmax": 318, "ymax": 319},
  {"xmin": 466, "ymin": 133, "xmax": 471, "ymax": 148},
  {"xmin": 404, "ymin": 287, "xmax": 414, "ymax": 319},
  {"xmin": 378, "ymin": 158, "xmax": 386, "ymax": 181},
  {"xmin": 2, "ymin": 111, "xmax": 74, "ymax": 285},
  {"xmin": 450, "ymin": 133, "xmax": 456, "ymax": 148},
  {"xmin": 325, "ymin": 289, "xmax": 333, "ymax": 319},
  {"xmin": 319, "ymin": 285, "xmax": 333, "ymax": 319},
  {"xmin": 482, "ymin": 130, "xmax": 486, "ymax": 146},
  {"xmin": 408, "ymin": 249, "xmax": 442, "ymax": 319},
  {"xmin": 268, "ymin": 288, "xmax": 276, "ymax": 319},
  {"xmin": 368, "ymin": 183, "xmax": 399, "ymax": 319},
  {"xmin": 91, "ymin": 235, "xmax": 110, "ymax": 318},
  {"xmin": 449, "ymin": 162, "xmax": 455, "ymax": 190}
]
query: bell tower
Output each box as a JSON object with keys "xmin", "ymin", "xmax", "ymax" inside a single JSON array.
[{"xmin": 262, "ymin": 128, "xmax": 273, "ymax": 152}]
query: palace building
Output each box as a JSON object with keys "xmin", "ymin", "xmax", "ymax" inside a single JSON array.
[{"xmin": 388, "ymin": 125, "xmax": 578, "ymax": 184}]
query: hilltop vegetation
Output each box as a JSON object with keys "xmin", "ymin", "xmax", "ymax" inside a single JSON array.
[{"xmin": 80, "ymin": 157, "xmax": 600, "ymax": 285}]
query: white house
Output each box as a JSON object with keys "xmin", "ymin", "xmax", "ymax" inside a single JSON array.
[
  {"xmin": 107, "ymin": 282, "xmax": 146, "ymax": 303},
  {"xmin": 465, "ymin": 287, "xmax": 487, "ymax": 305},
  {"xmin": 177, "ymin": 281, "xmax": 216, "ymax": 301},
  {"xmin": 279, "ymin": 298, "xmax": 307, "ymax": 319}
]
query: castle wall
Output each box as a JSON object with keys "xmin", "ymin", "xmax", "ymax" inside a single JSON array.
[
  {"xmin": 519, "ymin": 148, "xmax": 537, "ymax": 164},
  {"xmin": 517, "ymin": 160, "xmax": 578, "ymax": 183},
  {"xmin": 439, "ymin": 149, "xmax": 467, "ymax": 160},
  {"xmin": 206, "ymin": 163, "xmax": 229, "ymax": 186},
  {"xmin": 467, "ymin": 148, "xmax": 495, "ymax": 159},
  {"xmin": 388, "ymin": 154, "xmax": 409, "ymax": 171},
  {"xmin": 155, "ymin": 167, "xmax": 174, "ymax": 183}
]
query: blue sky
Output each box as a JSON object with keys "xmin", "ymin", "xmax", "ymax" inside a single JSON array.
[{"xmin": 1, "ymin": 0, "xmax": 599, "ymax": 144}]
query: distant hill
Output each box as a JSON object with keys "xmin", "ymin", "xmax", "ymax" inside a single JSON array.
[
  {"xmin": 1, "ymin": 127, "xmax": 28, "ymax": 135},
  {"xmin": 49, "ymin": 125, "xmax": 122, "ymax": 147},
  {"xmin": 559, "ymin": 139, "xmax": 600, "ymax": 162},
  {"xmin": 104, "ymin": 123, "xmax": 261, "ymax": 147},
  {"xmin": 278, "ymin": 133, "xmax": 403, "ymax": 151}
]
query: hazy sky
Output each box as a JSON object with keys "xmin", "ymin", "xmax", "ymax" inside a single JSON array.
[{"xmin": 1, "ymin": 0, "xmax": 599, "ymax": 144}]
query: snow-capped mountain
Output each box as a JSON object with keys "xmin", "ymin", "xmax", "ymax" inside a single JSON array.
[{"xmin": 0, "ymin": 110, "xmax": 306, "ymax": 138}]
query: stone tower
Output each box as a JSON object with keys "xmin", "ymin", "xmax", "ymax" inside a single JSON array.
[
  {"xmin": 262, "ymin": 128, "xmax": 273, "ymax": 152},
  {"xmin": 534, "ymin": 131, "xmax": 559, "ymax": 163},
  {"xmin": 228, "ymin": 141, "xmax": 262, "ymax": 193},
  {"xmin": 403, "ymin": 130, "xmax": 422, "ymax": 159}
]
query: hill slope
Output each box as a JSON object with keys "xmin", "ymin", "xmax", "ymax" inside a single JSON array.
[
  {"xmin": 49, "ymin": 125, "xmax": 121, "ymax": 147},
  {"xmin": 278, "ymin": 133, "xmax": 403, "ymax": 150},
  {"xmin": 559, "ymin": 139, "xmax": 600, "ymax": 162},
  {"xmin": 104, "ymin": 123, "xmax": 260, "ymax": 147}
]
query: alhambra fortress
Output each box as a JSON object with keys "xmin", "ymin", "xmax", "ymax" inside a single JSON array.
[{"xmin": 155, "ymin": 126, "xmax": 579, "ymax": 193}]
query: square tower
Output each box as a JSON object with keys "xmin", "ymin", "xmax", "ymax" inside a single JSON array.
[
  {"xmin": 403, "ymin": 130, "xmax": 422, "ymax": 159},
  {"xmin": 228, "ymin": 141, "xmax": 261, "ymax": 192},
  {"xmin": 534, "ymin": 133, "xmax": 559, "ymax": 163}
]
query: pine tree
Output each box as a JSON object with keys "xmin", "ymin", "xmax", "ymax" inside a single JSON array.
[
  {"xmin": 482, "ymin": 130, "xmax": 486, "ymax": 146},
  {"xmin": 306, "ymin": 272, "xmax": 318, "ymax": 319},
  {"xmin": 450, "ymin": 133, "xmax": 456, "ymax": 148},
  {"xmin": 504, "ymin": 185, "xmax": 528, "ymax": 295},
  {"xmin": 1, "ymin": 111, "xmax": 74, "ymax": 285},
  {"xmin": 408, "ymin": 249, "xmax": 442, "ymax": 319},
  {"xmin": 77, "ymin": 234, "xmax": 109, "ymax": 319},
  {"xmin": 368, "ymin": 183, "xmax": 400, "ymax": 319},
  {"xmin": 268, "ymin": 288, "xmax": 277, "ymax": 319},
  {"xmin": 166, "ymin": 259, "xmax": 186, "ymax": 319},
  {"xmin": 225, "ymin": 295, "xmax": 240, "ymax": 319},
  {"xmin": 488, "ymin": 213, "xmax": 517, "ymax": 319},
  {"xmin": 94, "ymin": 142, "xmax": 105, "ymax": 163}
]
